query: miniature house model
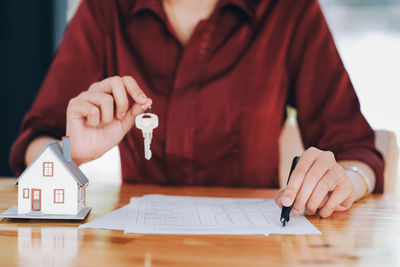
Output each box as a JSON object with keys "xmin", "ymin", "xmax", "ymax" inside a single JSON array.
[{"xmin": 14, "ymin": 138, "xmax": 89, "ymax": 216}]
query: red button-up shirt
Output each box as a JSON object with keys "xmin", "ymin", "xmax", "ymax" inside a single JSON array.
[{"xmin": 10, "ymin": 0, "xmax": 384, "ymax": 192}]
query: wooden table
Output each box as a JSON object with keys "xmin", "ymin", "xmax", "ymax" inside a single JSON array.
[{"xmin": 1, "ymin": 178, "xmax": 400, "ymax": 267}]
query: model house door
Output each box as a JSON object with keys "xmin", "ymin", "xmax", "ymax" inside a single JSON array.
[{"xmin": 31, "ymin": 189, "xmax": 41, "ymax": 211}]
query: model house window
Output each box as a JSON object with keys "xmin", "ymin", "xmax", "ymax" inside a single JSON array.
[
  {"xmin": 33, "ymin": 190, "xmax": 40, "ymax": 200},
  {"xmin": 43, "ymin": 162, "xmax": 54, "ymax": 177},
  {"xmin": 54, "ymin": 189, "xmax": 64, "ymax": 203},
  {"xmin": 23, "ymin": 188, "xmax": 29, "ymax": 199}
]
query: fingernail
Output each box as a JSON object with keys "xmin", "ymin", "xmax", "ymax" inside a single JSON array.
[
  {"xmin": 292, "ymin": 208, "xmax": 300, "ymax": 216},
  {"xmin": 282, "ymin": 196, "xmax": 292, "ymax": 207},
  {"xmin": 118, "ymin": 112, "xmax": 126, "ymax": 120},
  {"xmin": 139, "ymin": 94, "xmax": 147, "ymax": 102}
]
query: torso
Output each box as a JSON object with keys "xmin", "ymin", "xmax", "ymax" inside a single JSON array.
[{"xmin": 113, "ymin": 0, "xmax": 295, "ymax": 187}]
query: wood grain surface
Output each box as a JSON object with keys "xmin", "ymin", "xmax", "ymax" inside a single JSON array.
[{"xmin": 1, "ymin": 178, "xmax": 400, "ymax": 267}]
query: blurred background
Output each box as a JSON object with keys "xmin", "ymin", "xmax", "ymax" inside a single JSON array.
[{"xmin": 1, "ymin": 0, "xmax": 399, "ymax": 185}]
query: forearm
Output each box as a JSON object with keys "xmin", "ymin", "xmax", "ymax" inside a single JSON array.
[
  {"xmin": 339, "ymin": 160, "xmax": 376, "ymax": 201},
  {"xmin": 25, "ymin": 136, "xmax": 59, "ymax": 166}
]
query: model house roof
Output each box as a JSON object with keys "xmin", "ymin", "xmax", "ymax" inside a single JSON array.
[{"xmin": 14, "ymin": 140, "xmax": 89, "ymax": 186}]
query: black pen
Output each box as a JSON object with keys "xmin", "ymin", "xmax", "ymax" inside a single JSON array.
[{"xmin": 280, "ymin": 156, "xmax": 300, "ymax": 227}]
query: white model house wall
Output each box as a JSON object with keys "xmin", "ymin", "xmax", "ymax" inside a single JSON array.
[{"xmin": 18, "ymin": 148, "xmax": 78, "ymax": 215}]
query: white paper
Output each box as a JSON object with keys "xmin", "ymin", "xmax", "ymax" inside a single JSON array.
[
  {"xmin": 78, "ymin": 197, "xmax": 142, "ymax": 230},
  {"xmin": 124, "ymin": 195, "xmax": 320, "ymax": 235},
  {"xmin": 79, "ymin": 204, "xmax": 130, "ymax": 230}
]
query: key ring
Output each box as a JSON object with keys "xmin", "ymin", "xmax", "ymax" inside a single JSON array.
[{"xmin": 141, "ymin": 105, "xmax": 151, "ymax": 114}]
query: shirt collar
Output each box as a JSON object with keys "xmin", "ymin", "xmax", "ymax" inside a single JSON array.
[
  {"xmin": 218, "ymin": 0, "xmax": 258, "ymax": 27},
  {"xmin": 130, "ymin": 0, "xmax": 168, "ymax": 23},
  {"xmin": 130, "ymin": 0, "xmax": 259, "ymax": 27}
]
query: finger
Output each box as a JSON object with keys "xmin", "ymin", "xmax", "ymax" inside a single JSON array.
[
  {"xmin": 109, "ymin": 77, "xmax": 129, "ymax": 119},
  {"xmin": 319, "ymin": 179, "xmax": 353, "ymax": 218},
  {"xmin": 88, "ymin": 78, "xmax": 113, "ymax": 93},
  {"xmin": 120, "ymin": 98, "xmax": 153, "ymax": 134},
  {"xmin": 281, "ymin": 147, "xmax": 320, "ymax": 207},
  {"xmin": 293, "ymin": 151, "xmax": 336, "ymax": 215},
  {"xmin": 79, "ymin": 91, "xmax": 114, "ymax": 125},
  {"xmin": 274, "ymin": 190, "xmax": 284, "ymax": 208},
  {"xmin": 88, "ymin": 76, "xmax": 122, "ymax": 93},
  {"xmin": 305, "ymin": 166, "xmax": 341, "ymax": 215},
  {"xmin": 68, "ymin": 97, "xmax": 100, "ymax": 127},
  {"xmin": 89, "ymin": 77, "xmax": 130, "ymax": 120},
  {"xmin": 318, "ymin": 193, "xmax": 329, "ymax": 209},
  {"xmin": 335, "ymin": 194, "xmax": 353, "ymax": 211},
  {"xmin": 122, "ymin": 76, "xmax": 148, "ymax": 105}
]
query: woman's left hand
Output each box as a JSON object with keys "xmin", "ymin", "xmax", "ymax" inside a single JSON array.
[{"xmin": 274, "ymin": 147, "xmax": 357, "ymax": 218}]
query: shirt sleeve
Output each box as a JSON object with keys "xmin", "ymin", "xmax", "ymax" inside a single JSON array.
[
  {"xmin": 9, "ymin": 0, "xmax": 109, "ymax": 175},
  {"xmin": 287, "ymin": 0, "xmax": 384, "ymax": 193}
]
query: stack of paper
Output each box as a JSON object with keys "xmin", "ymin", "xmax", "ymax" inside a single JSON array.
[{"xmin": 79, "ymin": 194, "xmax": 320, "ymax": 235}]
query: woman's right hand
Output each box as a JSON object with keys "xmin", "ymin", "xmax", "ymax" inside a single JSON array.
[{"xmin": 66, "ymin": 76, "xmax": 152, "ymax": 165}]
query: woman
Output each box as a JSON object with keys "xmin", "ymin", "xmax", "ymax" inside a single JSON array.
[{"xmin": 11, "ymin": 0, "xmax": 384, "ymax": 218}]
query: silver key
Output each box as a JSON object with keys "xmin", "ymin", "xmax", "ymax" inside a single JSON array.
[{"xmin": 135, "ymin": 112, "xmax": 158, "ymax": 160}]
